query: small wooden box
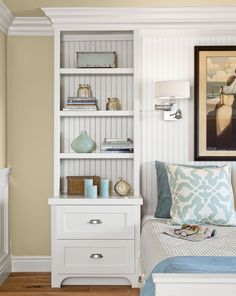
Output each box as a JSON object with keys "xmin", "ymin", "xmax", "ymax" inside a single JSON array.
[
  {"xmin": 76, "ymin": 52, "xmax": 116, "ymax": 68},
  {"xmin": 66, "ymin": 176, "xmax": 100, "ymax": 195}
]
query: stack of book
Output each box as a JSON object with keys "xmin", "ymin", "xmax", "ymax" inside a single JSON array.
[
  {"xmin": 101, "ymin": 138, "xmax": 133, "ymax": 153},
  {"xmin": 63, "ymin": 97, "xmax": 98, "ymax": 111}
]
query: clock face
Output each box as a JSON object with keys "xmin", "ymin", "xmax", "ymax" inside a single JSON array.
[{"xmin": 114, "ymin": 179, "xmax": 130, "ymax": 196}]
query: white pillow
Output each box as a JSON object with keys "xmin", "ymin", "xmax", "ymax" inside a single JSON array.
[{"xmin": 165, "ymin": 163, "xmax": 236, "ymax": 226}]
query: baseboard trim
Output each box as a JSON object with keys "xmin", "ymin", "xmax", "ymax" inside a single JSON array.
[
  {"xmin": 0, "ymin": 255, "xmax": 11, "ymax": 285},
  {"xmin": 11, "ymin": 256, "xmax": 51, "ymax": 272}
]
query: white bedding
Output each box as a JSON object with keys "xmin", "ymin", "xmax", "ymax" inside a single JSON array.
[{"xmin": 141, "ymin": 216, "xmax": 236, "ymax": 277}]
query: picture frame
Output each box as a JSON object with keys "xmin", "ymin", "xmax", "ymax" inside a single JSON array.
[
  {"xmin": 76, "ymin": 52, "xmax": 116, "ymax": 68},
  {"xmin": 194, "ymin": 46, "xmax": 236, "ymax": 161}
]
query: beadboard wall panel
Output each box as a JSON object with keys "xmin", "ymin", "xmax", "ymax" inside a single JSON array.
[
  {"xmin": 61, "ymin": 33, "xmax": 133, "ymax": 69},
  {"xmin": 140, "ymin": 33, "xmax": 236, "ymax": 215},
  {"xmin": 61, "ymin": 33, "xmax": 134, "ymax": 110},
  {"xmin": 61, "ymin": 74, "xmax": 133, "ymax": 110},
  {"xmin": 60, "ymin": 159, "xmax": 133, "ymax": 193},
  {"xmin": 61, "ymin": 117, "xmax": 133, "ymax": 153}
]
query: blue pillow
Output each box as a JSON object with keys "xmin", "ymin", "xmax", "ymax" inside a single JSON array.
[
  {"xmin": 154, "ymin": 161, "xmax": 217, "ymax": 219},
  {"xmin": 166, "ymin": 164, "xmax": 236, "ymax": 226},
  {"xmin": 155, "ymin": 161, "xmax": 172, "ymax": 218}
]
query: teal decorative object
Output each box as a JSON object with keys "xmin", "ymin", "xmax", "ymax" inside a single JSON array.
[
  {"xmin": 154, "ymin": 161, "xmax": 218, "ymax": 219},
  {"xmin": 71, "ymin": 131, "xmax": 96, "ymax": 153},
  {"xmin": 88, "ymin": 185, "xmax": 98, "ymax": 198},
  {"xmin": 84, "ymin": 179, "xmax": 93, "ymax": 197},
  {"xmin": 165, "ymin": 164, "xmax": 236, "ymax": 226},
  {"xmin": 100, "ymin": 179, "xmax": 109, "ymax": 198}
]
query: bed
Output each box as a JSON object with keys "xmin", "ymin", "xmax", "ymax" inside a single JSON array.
[
  {"xmin": 140, "ymin": 216, "xmax": 236, "ymax": 296},
  {"xmin": 140, "ymin": 162, "xmax": 236, "ymax": 296}
]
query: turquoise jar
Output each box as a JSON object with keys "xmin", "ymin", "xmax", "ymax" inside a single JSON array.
[{"xmin": 71, "ymin": 131, "xmax": 96, "ymax": 153}]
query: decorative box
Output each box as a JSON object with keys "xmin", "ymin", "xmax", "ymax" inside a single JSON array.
[
  {"xmin": 66, "ymin": 176, "xmax": 100, "ymax": 195},
  {"xmin": 76, "ymin": 52, "xmax": 116, "ymax": 68}
]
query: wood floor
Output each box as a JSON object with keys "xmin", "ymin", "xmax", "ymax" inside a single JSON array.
[{"xmin": 0, "ymin": 273, "xmax": 140, "ymax": 296}]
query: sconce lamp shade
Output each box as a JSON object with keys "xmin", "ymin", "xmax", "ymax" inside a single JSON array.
[{"xmin": 155, "ymin": 80, "xmax": 190, "ymax": 99}]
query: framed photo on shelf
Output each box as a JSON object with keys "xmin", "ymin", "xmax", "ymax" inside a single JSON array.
[{"xmin": 194, "ymin": 46, "xmax": 236, "ymax": 160}]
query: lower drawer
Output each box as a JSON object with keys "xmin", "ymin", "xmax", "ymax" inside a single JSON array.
[{"xmin": 56, "ymin": 240, "xmax": 134, "ymax": 274}]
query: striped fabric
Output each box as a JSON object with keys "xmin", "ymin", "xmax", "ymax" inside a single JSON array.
[{"xmin": 141, "ymin": 217, "xmax": 236, "ymax": 278}]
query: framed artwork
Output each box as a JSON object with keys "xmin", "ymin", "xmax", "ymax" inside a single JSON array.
[{"xmin": 194, "ymin": 46, "xmax": 236, "ymax": 160}]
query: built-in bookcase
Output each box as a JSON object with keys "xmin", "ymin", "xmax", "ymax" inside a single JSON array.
[{"xmin": 54, "ymin": 30, "xmax": 140, "ymax": 196}]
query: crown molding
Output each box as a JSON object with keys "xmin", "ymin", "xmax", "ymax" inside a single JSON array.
[
  {"xmin": 0, "ymin": 0, "xmax": 14, "ymax": 34},
  {"xmin": 8, "ymin": 17, "xmax": 53, "ymax": 36},
  {"xmin": 6, "ymin": 7, "xmax": 236, "ymax": 35},
  {"xmin": 42, "ymin": 7, "xmax": 236, "ymax": 29}
]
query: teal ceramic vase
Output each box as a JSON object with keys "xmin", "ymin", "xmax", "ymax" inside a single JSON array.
[{"xmin": 71, "ymin": 131, "xmax": 96, "ymax": 153}]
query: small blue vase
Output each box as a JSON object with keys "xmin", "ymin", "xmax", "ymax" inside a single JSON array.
[{"xmin": 71, "ymin": 131, "xmax": 96, "ymax": 153}]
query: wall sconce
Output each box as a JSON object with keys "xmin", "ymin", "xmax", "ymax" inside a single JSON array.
[{"xmin": 155, "ymin": 80, "xmax": 190, "ymax": 120}]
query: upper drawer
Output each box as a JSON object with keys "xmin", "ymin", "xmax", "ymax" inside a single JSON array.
[{"xmin": 56, "ymin": 205, "xmax": 134, "ymax": 239}]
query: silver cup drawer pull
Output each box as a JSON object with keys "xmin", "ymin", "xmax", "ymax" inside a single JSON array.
[
  {"xmin": 89, "ymin": 219, "xmax": 102, "ymax": 224},
  {"xmin": 90, "ymin": 254, "xmax": 103, "ymax": 259}
]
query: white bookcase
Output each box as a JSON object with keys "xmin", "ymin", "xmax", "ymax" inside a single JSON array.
[
  {"xmin": 42, "ymin": 8, "xmax": 143, "ymax": 287},
  {"xmin": 53, "ymin": 29, "xmax": 140, "ymax": 198}
]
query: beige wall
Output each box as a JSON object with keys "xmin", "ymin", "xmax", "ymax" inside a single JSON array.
[
  {"xmin": 0, "ymin": 31, "xmax": 7, "ymax": 168},
  {"xmin": 4, "ymin": 3, "xmax": 236, "ymax": 257},
  {"xmin": 7, "ymin": 37, "xmax": 53, "ymax": 255}
]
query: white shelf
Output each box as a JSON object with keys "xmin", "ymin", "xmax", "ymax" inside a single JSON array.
[
  {"xmin": 49, "ymin": 195, "xmax": 143, "ymax": 205},
  {"xmin": 60, "ymin": 153, "xmax": 134, "ymax": 159},
  {"xmin": 60, "ymin": 110, "xmax": 134, "ymax": 117},
  {"xmin": 60, "ymin": 68, "xmax": 134, "ymax": 75}
]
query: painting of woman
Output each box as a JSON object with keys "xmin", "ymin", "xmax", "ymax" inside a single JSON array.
[{"xmin": 207, "ymin": 68, "xmax": 236, "ymax": 150}]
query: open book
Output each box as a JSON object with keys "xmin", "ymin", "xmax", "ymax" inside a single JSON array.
[{"xmin": 164, "ymin": 224, "xmax": 216, "ymax": 242}]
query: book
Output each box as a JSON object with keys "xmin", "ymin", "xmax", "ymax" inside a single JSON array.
[
  {"xmin": 101, "ymin": 149, "xmax": 133, "ymax": 153},
  {"xmin": 101, "ymin": 148, "xmax": 134, "ymax": 153},
  {"xmin": 67, "ymin": 97, "xmax": 97, "ymax": 102},
  {"xmin": 101, "ymin": 138, "xmax": 133, "ymax": 150},
  {"xmin": 68, "ymin": 96, "xmax": 96, "ymax": 100},
  {"xmin": 66, "ymin": 102, "xmax": 97, "ymax": 105},
  {"xmin": 104, "ymin": 138, "xmax": 133, "ymax": 143},
  {"xmin": 101, "ymin": 144, "xmax": 133, "ymax": 149},
  {"xmin": 163, "ymin": 224, "xmax": 216, "ymax": 242},
  {"xmin": 63, "ymin": 105, "xmax": 98, "ymax": 111}
]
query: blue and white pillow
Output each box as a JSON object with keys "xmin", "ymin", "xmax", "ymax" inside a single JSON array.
[{"xmin": 165, "ymin": 164, "xmax": 236, "ymax": 226}]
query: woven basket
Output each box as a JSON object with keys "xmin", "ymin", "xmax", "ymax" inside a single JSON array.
[{"xmin": 66, "ymin": 176, "xmax": 100, "ymax": 195}]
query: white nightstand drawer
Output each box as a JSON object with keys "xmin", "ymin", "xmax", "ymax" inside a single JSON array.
[
  {"xmin": 56, "ymin": 205, "xmax": 134, "ymax": 239},
  {"xmin": 56, "ymin": 240, "xmax": 134, "ymax": 274}
]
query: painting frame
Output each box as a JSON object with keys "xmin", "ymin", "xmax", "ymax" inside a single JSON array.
[{"xmin": 194, "ymin": 45, "xmax": 236, "ymax": 161}]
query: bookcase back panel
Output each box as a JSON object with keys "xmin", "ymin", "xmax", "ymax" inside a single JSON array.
[
  {"xmin": 61, "ymin": 74, "xmax": 133, "ymax": 111},
  {"xmin": 60, "ymin": 116, "xmax": 133, "ymax": 153},
  {"xmin": 60, "ymin": 159, "xmax": 133, "ymax": 194},
  {"xmin": 61, "ymin": 33, "xmax": 133, "ymax": 68}
]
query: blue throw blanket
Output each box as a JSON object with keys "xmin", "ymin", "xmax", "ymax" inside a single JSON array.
[{"xmin": 140, "ymin": 256, "xmax": 236, "ymax": 296}]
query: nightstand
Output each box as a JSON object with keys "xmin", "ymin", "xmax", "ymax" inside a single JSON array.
[{"xmin": 49, "ymin": 196, "xmax": 143, "ymax": 288}]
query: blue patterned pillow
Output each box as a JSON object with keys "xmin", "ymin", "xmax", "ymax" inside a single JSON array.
[
  {"xmin": 154, "ymin": 161, "xmax": 217, "ymax": 219},
  {"xmin": 165, "ymin": 164, "xmax": 236, "ymax": 226}
]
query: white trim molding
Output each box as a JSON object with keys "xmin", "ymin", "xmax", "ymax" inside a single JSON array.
[
  {"xmin": 42, "ymin": 7, "xmax": 236, "ymax": 30},
  {"xmin": 0, "ymin": 168, "xmax": 11, "ymax": 285},
  {"xmin": 6, "ymin": 7, "xmax": 236, "ymax": 36},
  {"xmin": 0, "ymin": 0, "xmax": 13, "ymax": 34},
  {"xmin": 11, "ymin": 256, "xmax": 51, "ymax": 272},
  {"xmin": 0, "ymin": 255, "xmax": 11, "ymax": 285},
  {"xmin": 8, "ymin": 17, "xmax": 53, "ymax": 36}
]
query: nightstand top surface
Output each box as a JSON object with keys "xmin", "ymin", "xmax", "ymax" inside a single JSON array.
[{"xmin": 49, "ymin": 195, "xmax": 143, "ymax": 205}]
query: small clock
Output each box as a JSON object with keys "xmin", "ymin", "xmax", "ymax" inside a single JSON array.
[{"xmin": 114, "ymin": 177, "xmax": 130, "ymax": 196}]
